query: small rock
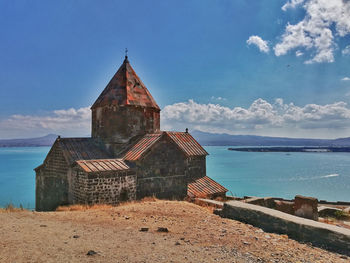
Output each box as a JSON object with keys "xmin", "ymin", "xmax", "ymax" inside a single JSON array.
[
  {"xmin": 139, "ymin": 227, "xmax": 149, "ymax": 232},
  {"xmin": 243, "ymin": 241, "xmax": 250, "ymax": 245},
  {"xmin": 175, "ymin": 241, "xmax": 181, "ymax": 245},
  {"xmin": 180, "ymin": 237, "xmax": 185, "ymax": 240},
  {"xmin": 264, "ymin": 234, "xmax": 271, "ymax": 239},
  {"xmin": 39, "ymin": 225, "xmax": 47, "ymax": 227},
  {"xmin": 340, "ymin": 255, "xmax": 348, "ymax": 259},
  {"xmin": 86, "ymin": 250, "xmax": 97, "ymax": 256},
  {"xmin": 73, "ymin": 235, "xmax": 80, "ymax": 238},
  {"xmin": 157, "ymin": 227, "xmax": 169, "ymax": 232},
  {"xmin": 125, "ymin": 216, "xmax": 130, "ymax": 220}
]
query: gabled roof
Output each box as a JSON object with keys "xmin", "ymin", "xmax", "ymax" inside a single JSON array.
[
  {"xmin": 165, "ymin": 132, "xmax": 208, "ymax": 157},
  {"xmin": 122, "ymin": 131, "xmax": 208, "ymax": 161},
  {"xmin": 91, "ymin": 57, "xmax": 160, "ymax": 110},
  {"xmin": 123, "ymin": 133, "xmax": 163, "ymax": 161},
  {"xmin": 58, "ymin": 138, "xmax": 110, "ymax": 164},
  {"xmin": 187, "ymin": 176, "xmax": 228, "ymax": 198},
  {"xmin": 75, "ymin": 159, "xmax": 130, "ymax": 173}
]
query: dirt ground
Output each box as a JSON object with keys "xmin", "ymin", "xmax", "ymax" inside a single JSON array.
[{"xmin": 0, "ymin": 200, "xmax": 348, "ymax": 263}]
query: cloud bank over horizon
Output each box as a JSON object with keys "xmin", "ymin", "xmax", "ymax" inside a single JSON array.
[
  {"xmin": 161, "ymin": 99, "xmax": 350, "ymax": 138},
  {"xmin": 0, "ymin": 107, "xmax": 91, "ymax": 139},
  {"xmin": 3, "ymin": 99, "xmax": 350, "ymax": 139},
  {"xmin": 248, "ymin": 0, "xmax": 350, "ymax": 64}
]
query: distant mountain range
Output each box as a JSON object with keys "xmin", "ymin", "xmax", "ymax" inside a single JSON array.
[
  {"xmin": 191, "ymin": 130, "xmax": 350, "ymax": 147},
  {"xmin": 1, "ymin": 131, "xmax": 350, "ymax": 147},
  {"xmin": 0, "ymin": 134, "xmax": 58, "ymax": 147}
]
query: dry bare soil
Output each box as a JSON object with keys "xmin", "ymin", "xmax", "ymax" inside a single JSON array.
[{"xmin": 0, "ymin": 200, "xmax": 348, "ymax": 263}]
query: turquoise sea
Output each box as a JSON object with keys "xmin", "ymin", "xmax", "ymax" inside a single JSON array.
[{"xmin": 0, "ymin": 146, "xmax": 349, "ymax": 209}]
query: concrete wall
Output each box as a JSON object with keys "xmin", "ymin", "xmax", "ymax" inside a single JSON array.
[
  {"xmin": 72, "ymin": 170, "xmax": 136, "ymax": 205},
  {"xmin": 220, "ymin": 201, "xmax": 350, "ymax": 256},
  {"xmin": 35, "ymin": 143, "xmax": 69, "ymax": 211},
  {"xmin": 136, "ymin": 136, "xmax": 188, "ymax": 200},
  {"xmin": 91, "ymin": 105, "xmax": 160, "ymax": 151}
]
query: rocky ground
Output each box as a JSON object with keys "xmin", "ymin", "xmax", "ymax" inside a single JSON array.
[{"xmin": 0, "ymin": 200, "xmax": 349, "ymax": 263}]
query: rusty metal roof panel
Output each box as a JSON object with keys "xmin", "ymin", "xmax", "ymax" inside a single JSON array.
[
  {"xmin": 187, "ymin": 176, "xmax": 228, "ymax": 198},
  {"xmin": 165, "ymin": 132, "xmax": 208, "ymax": 157},
  {"xmin": 75, "ymin": 159, "xmax": 130, "ymax": 173},
  {"xmin": 91, "ymin": 57, "xmax": 160, "ymax": 110},
  {"xmin": 58, "ymin": 138, "xmax": 110, "ymax": 165},
  {"xmin": 122, "ymin": 133, "xmax": 162, "ymax": 161}
]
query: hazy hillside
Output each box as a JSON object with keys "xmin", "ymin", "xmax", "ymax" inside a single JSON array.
[
  {"xmin": 191, "ymin": 130, "xmax": 350, "ymax": 146},
  {"xmin": 2, "ymin": 131, "xmax": 350, "ymax": 147},
  {"xmin": 0, "ymin": 134, "xmax": 57, "ymax": 147}
]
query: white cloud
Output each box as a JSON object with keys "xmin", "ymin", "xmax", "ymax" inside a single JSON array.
[
  {"xmin": 246, "ymin": 36, "xmax": 270, "ymax": 53},
  {"xmin": 274, "ymin": 0, "xmax": 350, "ymax": 64},
  {"xmin": 161, "ymin": 99, "xmax": 350, "ymax": 138},
  {"xmin": 295, "ymin": 50, "xmax": 304, "ymax": 57},
  {"xmin": 282, "ymin": 0, "xmax": 305, "ymax": 11},
  {"xmin": 342, "ymin": 77, "xmax": 350, "ymax": 81},
  {"xmin": 211, "ymin": 96, "xmax": 227, "ymax": 101},
  {"xmin": 343, "ymin": 45, "xmax": 350, "ymax": 56},
  {"xmin": 0, "ymin": 107, "xmax": 91, "ymax": 138},
  {"xmin": 5, "ymin": 99, "xmax": 350, "ymax": 139}
]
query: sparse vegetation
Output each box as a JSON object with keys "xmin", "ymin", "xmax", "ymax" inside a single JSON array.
[
  {"xmin": 334, "ymin": 210, "xmax": 350, "ymax": 220},
  {"xmin": 56, "ymin": 196, "xmax": 159, "ymax": 212},
  {"xmin": 0, "ymin": 203, "xmax": 26, "ymax": 213},
  {"xmin": 56, "ymin": 204, "xmax": 114, "ymax": 212}
]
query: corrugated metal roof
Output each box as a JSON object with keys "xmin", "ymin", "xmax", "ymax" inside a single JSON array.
[
  {"xmin": 165, "ymin": 132, "xmax": 208, "ymax": 157},
  {"xmin": 188, "ymin": 176, "xmax": 228, "ymax": 198},
  {"xmin": 122, "ymin": 131, "xmax": 208, "ymax": 161},
  {"xmin": 123, "ymin": 133, "xmax": 162, "ymax": 161},
  {"xmin": 75, "ymin": 159, "xmax": 130, "ymax": 173},
  {"xmin": 91, "ymin": 57, "xmax": 160, "ymax": 110},
  {"xmin": 58, "ymin": 138, "xmax": 110, "ymax": 164}
]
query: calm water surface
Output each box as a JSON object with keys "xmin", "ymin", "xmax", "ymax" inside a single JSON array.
[
  {"xmin": 0, "ymin": 146, "xmax": 349, "ymax": 209},
  {"xmin": 206, "ymin": 146, "xmax": 350, "ymax": 202}
]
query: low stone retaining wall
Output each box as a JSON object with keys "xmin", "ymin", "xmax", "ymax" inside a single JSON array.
[{"xmin": 220, "ymin": 201, "xmax": 350, "ymax": 256}]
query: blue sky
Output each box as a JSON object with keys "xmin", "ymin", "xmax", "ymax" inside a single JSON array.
[{"xmin": 0, "ymin": 0, "xmax": 350, "ymax": 139}]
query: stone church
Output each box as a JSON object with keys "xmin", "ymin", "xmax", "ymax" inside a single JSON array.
[{"xmin": 35, "ymin": 56, "xmax": 227, "ymax": 211}]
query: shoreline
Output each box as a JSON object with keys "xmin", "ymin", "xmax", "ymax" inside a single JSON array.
[{"xmin": 228, "ymin": 146, "xmax": 350, "ymax": 152}]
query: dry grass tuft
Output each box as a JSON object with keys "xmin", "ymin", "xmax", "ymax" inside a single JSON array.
[
  {"xmin": 0, "ymin": 203, "xmax": 26, "ymax": 213},
  {"xmin": 56, "ymin": 204, "xmax": 114, "ymax": 212},
  {"xmin": 140, "ymin": 195, "xmax": 158, "ymax": 202},
  {"xmin": 56, "ymin": 197, "xmax": 160, "ymax": 212}
]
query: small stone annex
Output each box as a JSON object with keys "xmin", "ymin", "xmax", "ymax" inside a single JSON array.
[{"xmin": 35, "ymin": 56, "xmax": 227, "ymax": 211}]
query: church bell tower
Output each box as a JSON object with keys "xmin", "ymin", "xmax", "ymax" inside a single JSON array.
[{"xmin": 91, "ymin": 55, "xmax": 160, "ymax": 154}]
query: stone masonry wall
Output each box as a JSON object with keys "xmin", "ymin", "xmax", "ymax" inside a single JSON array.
[
  {"xmin": 92, "ymin": 105, "xmax": 160, "ymax": 152},
  {"xmin": 187, "ymin": 156, "xmax": 206, "ymax": 180},
  {"xmin": 136, "ymin": 136, "xmax": 188, "ymax": 199},
  {"xmin": 221, "ymin": 201, "xmax": 350, "ymax": 256},
  {"xmin": 35, "ymin": 143, "xmax": 69, "ymax": 211},
  {"xmin": 72, "ymin": 170, "xmax": 136, "ymax": 205}
]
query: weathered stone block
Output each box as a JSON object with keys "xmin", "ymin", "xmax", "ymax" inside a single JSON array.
[{"xmin": 294, "ymin": 195, "xmax": 318, "ymax": 221}]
